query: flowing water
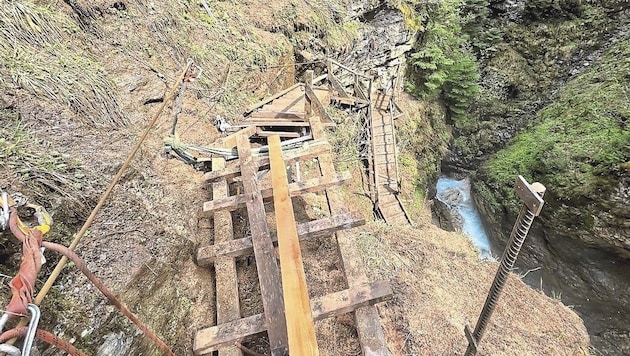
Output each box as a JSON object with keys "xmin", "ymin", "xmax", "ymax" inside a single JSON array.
[{"xmin": 435, "ymin": 176, "xmax": 494, "ymax": 259}]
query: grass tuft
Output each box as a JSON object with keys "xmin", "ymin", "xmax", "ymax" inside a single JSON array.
[{"xmin": 0, "ymin": 1, "xmax": 126, "ymax": 127}]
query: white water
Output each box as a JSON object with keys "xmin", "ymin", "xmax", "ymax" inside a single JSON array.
[{"xmin": 436, "ymin": 177, "xmax": 494, "ymax": 260}]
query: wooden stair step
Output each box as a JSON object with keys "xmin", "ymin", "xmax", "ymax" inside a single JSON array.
[
  {"xmin": 385, "ymin": 211, "xmax": 408, "ymax": 223},
  {"xmin": 262, "ymin": 101, "xmax": 304, "ymax": 112},
  {"xmin": 197, "ymin": 212, "xmax": 366, "ymax": 265},
  {"xmin": 193, "ymin": 280, "xmax": 392, "ymax": 355}
]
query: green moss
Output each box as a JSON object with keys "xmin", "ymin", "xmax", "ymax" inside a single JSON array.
[{"xmin": 480, "ymin": 38, "xmax": 630, "ymax": 207}]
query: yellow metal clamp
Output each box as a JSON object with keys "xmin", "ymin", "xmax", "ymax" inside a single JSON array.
[{"xmin": 0, "ymin": 192, "xmax": 52, "ymax": 235}]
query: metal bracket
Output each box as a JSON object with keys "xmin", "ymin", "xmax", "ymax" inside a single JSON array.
[
  {"xmin": 23, "ymin": 304, "xmax": 41, "ymax": 356},
  {"xmin": 464, "ymin": 324, "xmax": 478, "ymax": 354},
  {"xmin": 514, "ymin": 175, "xmax": 546, "ymax": 216}
]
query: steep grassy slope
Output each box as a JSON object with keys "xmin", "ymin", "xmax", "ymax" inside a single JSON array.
[{"xmin": 475, "ymin": 35, "xmax": 630, "ymax": 259}]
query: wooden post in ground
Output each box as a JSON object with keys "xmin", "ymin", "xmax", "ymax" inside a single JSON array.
[{"xmin": 268, "ymin": 134, "xmax": 319, "ymax": 355}]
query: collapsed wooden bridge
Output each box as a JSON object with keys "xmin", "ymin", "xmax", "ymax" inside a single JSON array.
[{"xmin": 192, "ymin": 62, "xmax": 411, "ymax": 355}]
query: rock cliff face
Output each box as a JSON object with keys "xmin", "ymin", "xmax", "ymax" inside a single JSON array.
[
  {"xmin": 452, "ymin": 2, "xmax": 630, "ymax": 353},
  {"xmin": 342, "ymin": 3, "xmax": 414, "ymax": 90}
]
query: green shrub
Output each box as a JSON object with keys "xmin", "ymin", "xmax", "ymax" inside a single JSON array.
[{"xmin": 404, "ymin": 0, "xmax": 481, "ymax": 127}]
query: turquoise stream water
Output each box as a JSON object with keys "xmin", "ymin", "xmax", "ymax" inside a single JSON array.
[{"xmin": 436, "ymin": 176, "xmax": 493, "ymax": 259}]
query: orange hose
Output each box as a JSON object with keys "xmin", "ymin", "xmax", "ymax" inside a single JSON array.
[{"xmin": 0, "ymin": 327, "xmax": 86, "ymax": 356}]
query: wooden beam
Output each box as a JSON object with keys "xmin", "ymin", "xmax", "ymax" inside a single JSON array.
[
  {"xmin": 313, "ymin": 73, "xmax": 327, "ymax": 85},
  {"xmin": 210, "ymin": 126, "xmax": 257, "ymax": 149},
  {"xmin": 331, "ymin": 96, "xmax": 369, "ymax": 107},
  {"xmin": 196, "ymin": 212, "xmax": 366, "ymax": 266},
  {"xmin": 309, "ymin": 116, "xmax": 389, "ymax": 355},
  {"xmin": 194, "ymin": 314, "xmax": 266, "ymax": 356},
  {"xmin": 310, "ymin": 280, "xmax": 391, "ymax": 320},
  {"xmin": 202, "ymin": 171, "xmax": 352, "ymax": 212},
  {"xmin": 255, "ymin": 130, "xmax": 301, "ymax": 138},
  {"xmin": 235, "ymin": 135, "xmax": 288, "ymax": 355},
  {"xmin": 245, "ymin": 83, "xmax": 303, "ymax": 114},
  {"xmin": 304, "ymin": 70, "xmax": 314, "ymax": 117},
  {"xmin": 204, "ymin": 140, "xmax": 331, "ymax": 182},
  {"xmin": 211, "ymin": 158, "xmax": 242, "ymax": 356},
  {"xmin": 249, "ymin": 111, "xmax": 306, "ymax": 120},
  {"xmin": 327, "ymin": 59, "xmax": 350, "ymax": 98},
  {"xmin": 305, "ymin": 84, "xmax": 334, "ymax": 124},
  {"xmin": 238, "ymin": 120, "xmax": 311, "ymax": 127},
  {"xmin": 193, "ymin": 281, "xmax": 392, "ymax": 355},
  {"xmin": 269, "ymin": 134, "xmax": 319, "ymax": 355},
  {"xmin": 328, "ymin": 58, "xmax": 371, "ymax": 79}
]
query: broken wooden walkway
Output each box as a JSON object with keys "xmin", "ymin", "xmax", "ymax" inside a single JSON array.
[
  {"xmin": 193, "ymin": 71, "xmax": 392, "ymax": 355},
  {"xmin": 325, "ymin": 59, "xmax": 412, "ymax": 226},
  {"xmin": 369, "ymin": 91, "xmax": 411, "ymax": 225}
]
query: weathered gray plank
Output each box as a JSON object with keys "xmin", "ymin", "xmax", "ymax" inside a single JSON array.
[
  {"xmin": 236, "ymin": 135, "xmax": 288, "ymax": 355},
  {"xmin": 202, "ymin": 171, "xmax": 352, "ymax": 213},
  {"xmin": 309, "ymin": 116, "xmax": 390, "ymax": 356},
  {"xmin": 203, "ymin": 141, "xmax": 331, "ymax": 182},
  {"xmin": 211, "ymin": 157, "xmax": 242, "ymax": 356},
  {"xmin": 193, "ymin": 281, "xmax": 391, "ymax": 355},
  {"xmin": 196, "ymin": 212, "xmax": 366, "ymax": 266}
]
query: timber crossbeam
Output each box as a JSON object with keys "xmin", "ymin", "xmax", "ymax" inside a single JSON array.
[{"xmin": 196, "ymin": 211, "xmax": 366, "ymax": 266}]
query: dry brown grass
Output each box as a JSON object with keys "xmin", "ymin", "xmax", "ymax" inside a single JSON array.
[
  {"xmin": 352, "ymin": 212, "xmax": 590, "ymax": 355},
  {"xmin": 0, "ymin": 1, "xmax": 126, "ymax": 127}
]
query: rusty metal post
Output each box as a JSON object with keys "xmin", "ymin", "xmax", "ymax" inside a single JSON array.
[{"xmin": 464, "ymin": 176, "xmax": 546, "ymax": 355}]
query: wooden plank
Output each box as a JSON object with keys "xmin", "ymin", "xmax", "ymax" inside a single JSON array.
[
  {"xmin": 194, "ymin": 314, "xmax": 266, "ymax": 356},
  {"xmin": 235, "ymin": 135, "xmax": 288, "ymax": 355},
  {"xmin": 245, "ymin": 83, "xmax": 302, "ymax": 114},
  {"xmin": 193, "ymin": 281, "xmax": 392, "ymax": 355},
  {"xmin": 263, "ymin": 99, "xmax": 304, "ymax": 112},
  {"xmin": 203, "ymin": 171, "xmax": 352, "ymax": 212},
  {"xmin": 309, "ymin": 116, "xmax": 389, "ymax": 356},
  {"xmin": 313, "ymin": 73, "xmax": 327, "ymax": 85},
  {"xmin": 269, "ymin": 134, "xmax": 319, "ymax": 355},
  {"xmin": 310, "ymin": 280, "xmax": 391, "ymax": 320},
  {"xmin": 238, "ymin": 120, "xmax": 311, "ymax": 127},
  {"xmin": 331, "ymin": 96, "xmax": 369, "ymax": 107},
  {"xmin": 305, "ymin": 84, "xmax": 334, "ymax": 124},
  {"xmin": 204, "ymin": 141, "xmax": 331, "ymax": 182},
  {"xmin": 304, "ymin": 70, "xmax": 314, "ymax": 117},
  {"xmin": 196, "ymin": 212, "xmax": 366, "ymax": 266},
  {"xmin": 327, "ymin": 59, "xmax": 350, "ymax": 98},
  {"xmin": 249, "ymin": 111, "xmax": 306, "ymax": 119},
  {"xmin": 211, "ymin": 157, "xmax": 243, "ymax": 356},
  {"xmin": 329, "ymin": 58, "xmax": 372, "ymax": 79},
  {"xmin": 255, "ymin": 130, "xmax": 301, "ymax": 138},
  {"xmin": 211, "ymin": 126, "xmax": 257, "ymax": 149}
]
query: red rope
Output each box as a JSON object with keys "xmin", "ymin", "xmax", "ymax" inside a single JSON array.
[{"xmin": 0, "ymin": 327, "xmax": 85, "ymax": 356}]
